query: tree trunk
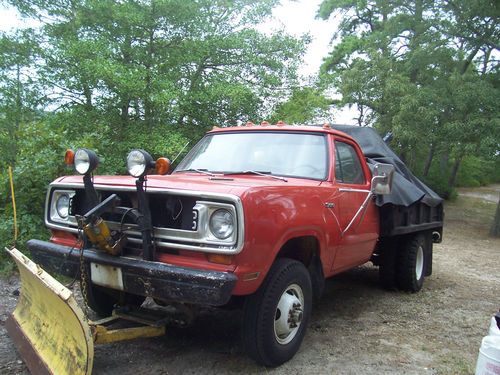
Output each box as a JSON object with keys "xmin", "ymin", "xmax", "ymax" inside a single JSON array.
[
  {"xmin": 399, "ymin": 144, "xmax": 407, "ymax": 163},
  {"xmin": 409, "ymin": 0, "xmax": 423, "ymax": 83},
  {"xmin": 409, "ymin": 148, "xmax": 417, "ymax": 171},
  {"xmin": 440, "ymin": 150, "xmax": 449, "ymax": 175},
  {"xmin": 119, "ymin": 35, "xmax": 132, "ymax": 128},
  {"xmin": 448, "ymin": 154, "xmax": 463, "ymax": 188},
  {"xmin": 482, "ymin": 48, "xmax": 492, "ymax": 75},
  {"xmin": 461, "ymin": 46, "xmax": 481, "ymax": 75},
  {"xmin": 133, "ymin": 100, "xmax": 141, "ymax": 121},
  {"xmin": 356, "ymin": 102, "xmax": 364, "ymax": 126},
  {"xmin": 490, "ymin": 194, "xmax": 500, "ymax": 237},
  {"xmin": 144, "ymin": 84, "xmax": 152, "ymax": 126},
  {"xmin": 83, "ymin": 84, "xmax": 92, "ymax": 111},
  {"xmin": 423, "ymin": 143, "xmax": 435, "ymax": 177},
  {"xmin": 9, "ymin": 63, "xmax": 22, "ymax": 167},
  {"xmin": 144, "ymin": 27, "xmax": 155, "ymax": 127},
  {"xmin": 120, "ymin": 100, "xmax": 130, "ymax": 132}
]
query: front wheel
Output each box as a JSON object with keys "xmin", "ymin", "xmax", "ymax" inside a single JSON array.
[{"xmin": 242, "ymin": 258, "xmax": 312, "ymax": 367}]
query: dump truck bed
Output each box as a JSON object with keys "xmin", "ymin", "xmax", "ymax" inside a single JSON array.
[{"xmin": 379, "ymin": 202, "xmax": 443, "ymax": 237}]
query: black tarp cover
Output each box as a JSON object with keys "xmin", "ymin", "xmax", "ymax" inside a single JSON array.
[{"xmin": 331, "ymin": 125, "xmax": 443, "ymax": 208}]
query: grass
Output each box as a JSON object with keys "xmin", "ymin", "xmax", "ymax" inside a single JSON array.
[
  {"xmin": 435, "ymin": 355, "xmax": 474, "ymax": 375},
  {"xmin": 445, "ymin": 195, "xmax": 497, "ymax": 230},
  {"xmin": 0, "ymin": 256, "xmax": 15, "ymax": 276}
]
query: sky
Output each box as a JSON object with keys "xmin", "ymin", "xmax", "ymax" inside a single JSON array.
[
  {"xmin": 0, "ymin": 0, "xmax": 358, "ymax": 125},
  {"xmin": 262, "ymin": 0, "xmax": 333, "ymax": 77},
  {"xmin": 262, "ymin": 0, "xmax": 358, "ymax": 124}
]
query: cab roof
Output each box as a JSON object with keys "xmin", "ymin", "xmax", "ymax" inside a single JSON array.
[{"xmin": 208, "ymin": 123, "xmax": 356, "ymax": 141}]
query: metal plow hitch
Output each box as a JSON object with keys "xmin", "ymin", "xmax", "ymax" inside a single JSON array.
[{"xmin": 5, "ymin": 248, "xmax": 166, "ymax": 375}]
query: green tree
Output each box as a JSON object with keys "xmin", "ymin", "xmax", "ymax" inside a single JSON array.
[
  {"xmin": 0, "ymin": 29, "xmax": 42, "ymax": 168},
  {"xmin": 10, "ymin": 0, "xmax": 306, "ymax": 128},
  {"xmin": 270, "ymin": 86, "xmax": 331, "ymax": 124},
  {"xmin": 318, "ymin": 0, "xmax": 500, "ymax": 192}
]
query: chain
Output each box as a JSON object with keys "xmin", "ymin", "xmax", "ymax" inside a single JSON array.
[
  {"xmin": 76, "ymin": 216, "xmax": 90, "ymax": 317},
  {"xmin": 80, "ymin": 172, "xmax": 97, "ymax": 316},
  {"xmin": 143, "ymin": 176, "xmax": 157, "ymax": 257}
]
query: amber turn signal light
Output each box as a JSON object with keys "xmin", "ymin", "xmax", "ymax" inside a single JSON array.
[
  {"xmin": 207, "ymin": 254, "xmax": 233, "ymax": 265},
  {"xmin": 64, "ymin": 149, "xmax": 75, "ymax": 165},
  {"xmin": 155, "ymin": 157, "xmax": 171, "ymax": 175}
]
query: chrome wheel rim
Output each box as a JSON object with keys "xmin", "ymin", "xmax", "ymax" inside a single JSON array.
[
  {"xmin": 415, "ymin": 245, "xmax": 424, "ymax": 281},
  {"xmin": 274, "ymin": 283, "xmax": 304, "ymax": 345}
]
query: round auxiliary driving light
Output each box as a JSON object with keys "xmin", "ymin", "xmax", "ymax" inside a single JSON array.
[
  {"xmin": 74, "ymin": 148, "xmax": 99, "ymax": 175},
  {"xmin": 127, "ymin": 149, "xmax": 154, "ymax": 178}
]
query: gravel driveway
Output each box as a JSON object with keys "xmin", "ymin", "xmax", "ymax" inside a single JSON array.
[{"xmin": 1, "ymin": 185, "xmax": 499, "ymax": 375}]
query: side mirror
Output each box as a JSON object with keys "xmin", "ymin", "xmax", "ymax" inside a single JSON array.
[{"xmin": 371, "ymin": 163, "xmax": 394, "ymax": 195}]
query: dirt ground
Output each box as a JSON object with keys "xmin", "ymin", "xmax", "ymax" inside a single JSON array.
[{"xmin": 1, "ymin": 185, "xmax": 499, "ymax": 375}]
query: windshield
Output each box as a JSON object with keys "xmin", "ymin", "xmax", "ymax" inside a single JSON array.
[{"xmin": 176, "ymin": 132, "xmax": 328, "ymax": 180}]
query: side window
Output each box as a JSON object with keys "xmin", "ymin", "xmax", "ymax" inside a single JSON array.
[{"xmin": 334, "ymin": 141, "xmax": 365, "ymax": 184}]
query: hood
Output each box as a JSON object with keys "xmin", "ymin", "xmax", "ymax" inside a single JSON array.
[{"xmin": 56, "ymin": 173, "xmax": 322, "ymax": 197}]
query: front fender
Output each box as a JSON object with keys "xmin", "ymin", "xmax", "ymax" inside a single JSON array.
[{"xmin": 232, "ymin": 186, "xmax": 333, "ymax": 295}]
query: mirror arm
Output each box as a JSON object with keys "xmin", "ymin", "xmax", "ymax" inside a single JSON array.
[{"xmin": 342, "ymin": 191, "xmax": 374, "ymax": 236}]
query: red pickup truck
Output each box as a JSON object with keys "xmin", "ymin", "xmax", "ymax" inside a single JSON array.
[{"xmin": 27, "ymin": 123, "xmax": 443, "ymax": 366}]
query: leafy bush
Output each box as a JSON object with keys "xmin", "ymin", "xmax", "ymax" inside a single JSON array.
[
  {"xmin": 456, "ymin": 156, "xmax": 498, "ymax": 187},
  {"xmin": 422, "ymin": 173, "xmax": 457, "ymax": 201}
]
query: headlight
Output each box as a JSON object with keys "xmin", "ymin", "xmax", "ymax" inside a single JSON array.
[
  {"xmin": 127, "ymin": 149, "xmax": 154, "ymax": 178},
  {"xmin": 49, "ymin": 190, "xmax": 76, "ymax": 224},
  {"xmin": 56, "ymin": 193, "xmax": 70, "ymax": 219},
  {"xmin": 74, "ymin": 148, "xmax": 99, "ymax": 175},
  {"xmin": 209, "ymin": 209, "xmax": 234, "ymax": 239}
]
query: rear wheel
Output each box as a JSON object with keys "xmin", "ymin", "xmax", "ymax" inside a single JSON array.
[
  {"xmin": 242, "ymin": 258, "xmax": 312, "ymax": 367},
  {"xmin": 397, "ymin": 234, "xmax": 427, "ymax": 292},
  {"xmin": 378, "ymin": 239, "xmax": 398, "ymax": 289}
]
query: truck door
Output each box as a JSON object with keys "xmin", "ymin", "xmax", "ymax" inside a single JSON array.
[{"xmin": 329, "ymin": 139, "xmax": 379, "ymax": 273}]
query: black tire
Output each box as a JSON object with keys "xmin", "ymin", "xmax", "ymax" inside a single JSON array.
[
  {"xmin": 242, "ymin": 258, "xmax": 312, "ymax": 367},
  {"xmin": 308, "ymin": 254, "xmax": 325, "ymax": 304},
  {"xmin": 396, "ymin": 234, "xmax": 427, "ymax": 292},
  {"xmin": 378, "ymin": 238, "xmax": 398, "ymax": 290},
  {"xmin": 81, "ymin": 282, "xmax": 145, "ymax": 317}
]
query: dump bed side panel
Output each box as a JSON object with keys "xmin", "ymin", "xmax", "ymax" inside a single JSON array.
[{"xmin": 379, "ymin": 202, "xmax": 444, "ymax": 238}]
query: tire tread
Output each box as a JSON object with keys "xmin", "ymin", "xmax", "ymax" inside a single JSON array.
[
  {"xmin": 397, "ymin": 234, "xmax": 425, "ymax": 292},
  {"xmin": 242, "ymin": 258, "xmax": 311, "ymax": 367}
]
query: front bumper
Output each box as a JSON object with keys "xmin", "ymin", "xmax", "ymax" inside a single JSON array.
[{"xmin": 27, "ymin": 239, "xmax": 237, "ymax": 306}]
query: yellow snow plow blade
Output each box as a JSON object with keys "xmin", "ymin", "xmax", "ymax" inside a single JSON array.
[
  {"xmin": 5, "ymin": 247, "xmax": 94, "ymax": 375},
  {"xmin": 5, "ymin": 247, "xmax": 168, "ymax": 374}
]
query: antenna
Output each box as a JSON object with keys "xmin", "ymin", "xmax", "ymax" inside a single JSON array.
[{"xmin": 171, "ymin": 141, "xmax": 190, "ymax": 164}]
